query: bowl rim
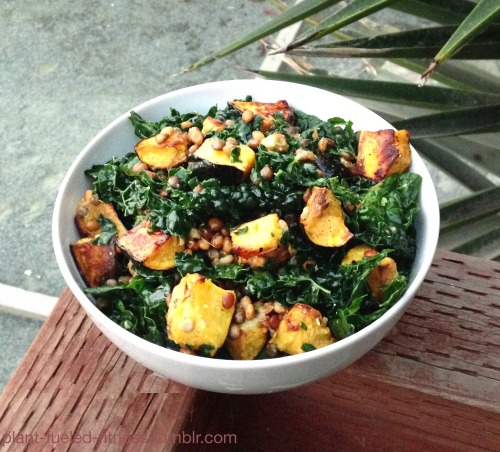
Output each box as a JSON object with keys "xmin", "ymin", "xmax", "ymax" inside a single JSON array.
[{"xmin": 52, "ymin": 78, "xmax": 440, "ymax": 372}]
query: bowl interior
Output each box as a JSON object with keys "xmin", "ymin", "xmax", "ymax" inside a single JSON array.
[{"xmin": 52, "ymin": 79, "xmax": 439, "ymax": 393}]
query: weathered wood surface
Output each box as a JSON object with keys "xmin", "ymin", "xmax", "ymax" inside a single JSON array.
[{"xmin": 0, "ymin": 249, "xmax": 499, "ymax": 451}]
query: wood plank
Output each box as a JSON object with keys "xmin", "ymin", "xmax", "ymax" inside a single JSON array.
[{"xmin": 0, "ymin": 249, "xmax": 499, "ymax": 451}]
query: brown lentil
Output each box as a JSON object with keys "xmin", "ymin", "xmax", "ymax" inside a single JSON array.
[
  {"xmin": 260, "ymin": 165, "xmax": 273, "ymax": 180},
  {"xmin": 252, "ymin": 130, "xmax": 265, "ymax": 142},
  {"xmin": 228, "ymin": 324, "xmax": 240, "ymax": 340},
  {"xmin": 218, "ymin": 254, "xmax": 234, "ymax": 265},
  {"xmin": 211, "ymin": 233, "xmax": 224, "ymax": 249},
  {"xmin": 207, "ymin": 217, "xmax": 224, "ymax": 232},
  {"xmin": 247, "ymin": 138, "xmax": 260, "ymax": 149},
  {"xmin": 222, "ymin": 292, "xmax": 236, "ymax": 309},
  {"xmin": 159, "ymin": 188, "xmax": 169, "ymax": 198},
  {"xmin": 222, "ymin": 237, "xmax": 233, "ymax": 254},
  {"xmin": 161, "ymin": 126, "xmax": 174, "ymax": 136},
  {"xmin": 242, "ymin": 109, "xmax": 254, "ymax": 123},
  {"xmin": 188, "ymin": 127, "xmax": 204, "ymax": 145},
  {"xmin": 207, "ymin": 248, "xmax": 220, "ymax": 260},
  {"xmin": 198, "ymin": 239, "xmax": 211, "ymax": 251},
  {"xmin": 193, "ymin": 184, "xmax": 204, "ymax": 193},
  {"xmin": 295, "ymin": 149, "xmax": 316, "ymax": 162},
  {"xmin": 188, "ymin": 144, "xmax": 199, "ymax": 154},
  {"xmin": 249, "ymin": 256, "xmax": 266, "ymax": 268},
  {"xmin": 168, "ymin": 176, "xmax": 181, "ymax": 189},
  {"xmin": 318, "ymin": 137, "xmax": 328, "ymax": 152},
  {"xmin": 273, "ymin": 302, "xmax": 287, "ymax": 315},
  {"xmin": 155, "ymin": 132, "xmax": 167, "ymax": 144},
  {"xmin": 265, "ymin": 343, "xmax": 279, "ymax": 358},
  {"xmin": 211, "ymin": 138, "xmax": 226, "ymax": 150},
  {"xmin": 187, "ymin": 240, "xmax": 200, "ymax": 251},
  {"xmin": 233, "ymin": 309, "xmax": 245, "ymax": 324},
  {"xmin": 132, "ymin": 161, "xmax": 149, "ymax": 173},
  {"xmin": 199, "ymin": 227, "xmax": 214, "ymax": 240},
  {"xmin": 180, "ymin": 120, "xmax": 193, "ymax": 129},
  {"xmin": 240, "ymin": 295, "xmax": 252, "ymax": 307},
  {"xmin": 244, "ymin": 303, "xmax": 255, "ymax": 321},
  {"xmin": 189, "ymin": 228, "xmax": 201, "ymax": 239}
]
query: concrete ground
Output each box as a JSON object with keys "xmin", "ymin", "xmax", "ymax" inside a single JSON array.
[{"xmin": 0, "ymin": 0, "xmax": 464, "ymax": 391}]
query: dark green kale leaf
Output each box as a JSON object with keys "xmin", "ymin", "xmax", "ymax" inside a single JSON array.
[
  {"xmin": 329, "ymin": 273, "xmax": 408, "ymax": 340},
  {"xmin": 92, "ymin": 216, "xmax": 118, "ymax": 245},
  {"xmin": 85, "ymin": 268, "xmax": 176, "ymax": 346},
  {"xmin": 352, "ymin": 172, "xmax": 421, "ymax": 260}
]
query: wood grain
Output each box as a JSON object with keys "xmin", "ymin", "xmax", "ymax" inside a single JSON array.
[{"xmin": 0, "ymin": 249, "xmax": 499, "ymax": 451}]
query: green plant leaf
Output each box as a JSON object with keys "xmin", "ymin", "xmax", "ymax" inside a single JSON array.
[
  {"xmin": 445, "ymin": 213, "xmax": 500, "ymax": 258},
  {"xmin": 422, "ymin": 0, "xmax": 500, "ymax": 80},
  {"xmin": 392, "ymin": 0, "xmax": 476, "ymax": 25},
  {"xmin": 391, "ymin": 104, "xmax": 500, "ymax": 138},
  {"xmin": 286, "ymin": 25, "xmax": 500, "ymax": 59},
  {"xmin": 273, "ymin": 0, "xmax": 399, "ymax": 54},
  {"xmin": 411, "ymin": 138, "xmax": 495, "ymax": 191},
  {"xmin": 182, "ymin": 0, "xmax": 342, "ymax": 72},
  {"xmin": 251, "ymin": 71, "xmax": 500, "ymax": 108},
  {"xmin": 440, "ymin": 187, "xmax": 500, "ymax": 229}
]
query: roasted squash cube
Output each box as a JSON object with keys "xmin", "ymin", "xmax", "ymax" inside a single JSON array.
[
  {"xmin": 194, "ymin": 137, "xmax": 255, "ymax": 176},
  {"xmin": 300, "ymin": 187, "xmax": 353, "ymax": 248},
  {"xmin": 229, "ymin": 99, "xmax": 295, "ymax": 123},
  {"xmin": 75, "ymin": 190, "xmax": 127, "ymax": 238},
  {"xmin": 269, "ymin": 303, "xmax": 333, "ymax": 355},
  {"xmin": 70, "ymin": 237, "xmax": 118, "ymax": 287},
  {"xmin": 342, "ymin": 244, "xmax": 398, "ymax": 299},
  {"xmin": 135, "ymin": 129, "xmax": 189, "ymax": 170},
  {"xmin": 117, "ymin": 219, "xmax": 185, "ymax": 270},
  {"xmin": 201, "ymin": 116, "xmax": 225, "ymax": 136},
  {"xmin": 166, "ymin": 273, "xmax": 236, "ymax": 356},
  {"xmin": 231, "ymin": 213, "xmax": 286, "ymax": 258},
  {"xmin": 368, "ymin": 257, "xmax": 398, "ymax": 299},
  {"xmin": 225, "ymin": 317, "xmax": 268, "ymax": 360},
  {"xmin": 355, "ymin": 129, "xmax": 411, "ymax": 181}
]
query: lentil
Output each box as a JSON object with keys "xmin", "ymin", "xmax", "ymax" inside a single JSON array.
[
  {"xmin": 228, "ymin": 324, "xmax": 240, "ymax": 339},
  {"xmin": 242, "ymin": 109, "xmax": 254, "ymax": 123},
  {"xmin": 168, "ymin": 176, "xmax": 181, "ymax": 189},
  {"xmin": 211, "ymin": 138, "xmax": 226, "ymax": 150},
  {"xmin": 132, "ymin": 161, "xmax": 149, "ymax": 172},
  {"xmin": 260, "ymin": 165, "xmax": 273, "ymax": 180},
  {"xmin": 245, "ymin": 303, "xmax": 255, "ymax": 320},
  {"xmin": 222, "ymin": 292, "xmax": 236, "ymax": 309}
]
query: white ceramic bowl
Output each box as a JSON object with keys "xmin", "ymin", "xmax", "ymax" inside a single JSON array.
[{"xmin": 53, "ymin": 79, "xmax": 439, "ymax": 394}]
